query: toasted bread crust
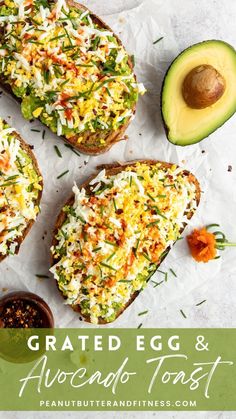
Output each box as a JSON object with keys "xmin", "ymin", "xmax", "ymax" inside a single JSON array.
[
  {"xmin": 52, "ymin": 160, "xmax": 201, "ymax": 324},
  {"xmin": 0, "ymin": 1, "xmax": 135, "ymax": 155},
  {"xmin": 0, "ymin": 126, "xmax": 43, "ymax": 263}
]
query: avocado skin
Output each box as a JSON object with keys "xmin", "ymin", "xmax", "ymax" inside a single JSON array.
[{"xmin": 160, "ymin": 40, "xmax": 236, "ymax": 146}]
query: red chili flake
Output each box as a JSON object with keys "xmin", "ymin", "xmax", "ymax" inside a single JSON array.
[
  {"xmin": 0, "ymin": 299, "xmax": 43, "ymax": 328},
  {"xmin": 23, "ymin": 33, "xmax": 33, "ymax": 41},
  {"xmin": 65, "ymin": 108, "xmax": 73, "ymax": 121}
]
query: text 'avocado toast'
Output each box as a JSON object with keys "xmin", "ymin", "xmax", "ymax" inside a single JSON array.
[
  {"xmin": 50, "ymin": 160, "xmax": 200, "ymax": 324},
  {"xmin": 0, "ymin": 118, "xmax": 43, "ymax": 261},
  {"xmin": 0, "ymin": 0, "xmax": 145, "ymax": 154}
]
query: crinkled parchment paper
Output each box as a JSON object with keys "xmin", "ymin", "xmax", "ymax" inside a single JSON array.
[{"xmin": 0, "ymin": 0, "xmax": 236, "ymax": 329}]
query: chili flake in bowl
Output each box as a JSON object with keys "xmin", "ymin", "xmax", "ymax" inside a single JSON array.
[{"xmin": 0, "ymin": 292, "xmax": 54, "ymax": 328}]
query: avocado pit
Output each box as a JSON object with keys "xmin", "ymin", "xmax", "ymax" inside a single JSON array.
[{"xmin": 182, "ymin": 64, "xmax": 226, "ymax": 109}]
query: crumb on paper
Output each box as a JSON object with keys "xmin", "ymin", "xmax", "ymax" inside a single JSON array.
[
  {"xmin": 201, "ymin": 150, "xmax": 206, "ymax": 154},
  {"xmin": 119, "ymin": 17, "xmax": 125, "ymax": 24},
  {"xmin": 228, "ymin": 165, "xmax": 232, "ymax": 172}
]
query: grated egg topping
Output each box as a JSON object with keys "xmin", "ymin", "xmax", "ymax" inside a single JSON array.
[
  {"xmin": 0, "ymin": 0, "xmax": 145, "ymax": 146},
  {"xmin": 0, "ymin": 118, "xmax": 42, "ymax": 256},
  {"xmin": 50, "ymin": 162, "xmax": 198, "ymax": 324}
]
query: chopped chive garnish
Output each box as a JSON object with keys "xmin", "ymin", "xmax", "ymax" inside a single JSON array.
[
  {"xmin": 113, "ymin": 198, "xmax": 117, "ymax": 211},
  {"xmin": 147, "ymin": 220, "xmax": 159, "ymax": 227},
  {"xmin": 153, "ymin": 36, "xmax": 164, "ymax": 45},
  {"xmin": 107, "ymin": 252, "xmax": 116, "ymax": 261},
  {"xmin": 157, "ymin": 194, "xmax": 166, "ymax": 198},
  {"xmin": 57, "ymin": 170, "xmax": 69, "ymax": 179},
  {"xmin": 152, "ymin": 206, "xmax": 167, "ymax": 219},
  {"xmin": 93, "ymin": 247, "xmax": 102, "ymax": 253},
  {"xmin": 160, "ymin": 249, "xmax": 169, "ymax": 259},
  {"xmin": 64, "ymin": 143, "xmax": 80, "ymax": 156},
  {"xmin": 77, "ymin": 64, "xmax": 93, "ymax": 67},
  {"xmin": 129, "ymin": 176, "xmax": 133, "ymax": 187},
  {"xmin": 60, "ymin": 78, "xmax": 70, "ymax": 87},
  {"xmin": 180, "ymin": 309, "xmax": 187, "ymax": 319},
  {"xmin": 78, "ymin": 241, "xmax": 82, "ymax": 253},
  {"xmin": 137, "ymin": 323, "xmax": 143, "ymax": 329},
  {"xmin": 157, "ymin": 270, "xmax": 168, "ymax": 281},
  {"xmin": 30, "ymin": 129, "xmax": 40, "ymax": 132},
  {"xmin": 100, "ymin": 262, "xmax": 117, "ymax": 271},
  {"xmin": 196, "ymin": 300, "xmax": 207, "ymax": 306},
  {"xmin": 134, "ymin": 237, "xmax": 140, "ymax": 256},
  {"xmin": 138, "ymin": 310, "xmax": 148, "ymax": 316},
  {"xmin": 130, "ymin": 54, "xmax": 135, "ymax": 66},
  {"xmin": 0, "ymin": 181, "xmax": 19, "ymax": 187},
  {"xmin": 42, "ymin": 130, "xmax": 46, "ymax": 139},
  {"xmin": 143, "ymin": 252, "xmax": 151, "ymax": 262},
  {"xmin": 106, "ymin": 87, "xmax": 111, "ymax": 96},
  {"xmin": 151, "ymin": 280, "xmax": 164, "ymax": 288},
  {"xmin": 50, "ymin": 34, "xmax": 66, "ymax": 42},
  {"xmin": 104, "ymin": 240, "xmax": 117, "ymax": 247},
  {"xmin": 94, "ymin": 78, "xmax": 114, "ymax": 91},
  {"xmin": 104, "ymin": 223, "xmax": 113, "ymax": 230},
  {"xmin": 119, "ymin": 280, "xmax": 130, "ymax": 283},
  {"xmin": 147, "ymin": 192, "xmax": 155, "ymax": 202},
  {"xmin": 5, "ymin": 175, "xmax": 18, "ymax": 181},
  {"xmin": 156, "ymin": 269, "xmax": 166, "ymax": 275},
  {"xmin": 27, "ymin": 40, "xmax": 43, "ymax": 45},
  {"xmin": 36, "ymin": 274, "xmax": 49, "ymax": 279},
  {"xmin": 169, "ymin": 268, "xmax": 177, "ymax": 277},
  {"xmin": 64, "ymin": 26, "xmax": 73, "ymax": 45},
  {"xmin": 83, "ymin": 228, "xmax": 88, "ymax": 242},
  {"xmin": 54, "ymin": 145, "xmax": 62, "ymax": 158}
]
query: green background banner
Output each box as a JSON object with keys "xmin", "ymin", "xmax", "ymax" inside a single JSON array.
[{"xmin": 0, "ymin": 328, "xmax": 235, "ymax": 411}]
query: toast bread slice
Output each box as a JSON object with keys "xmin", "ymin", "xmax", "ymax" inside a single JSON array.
[
  {"xmin": 0, "ymin": 124, "xmax": 43, "ymax": 262},
  {"xmin": 0, "ymin": 0, "xmax": 135, "ymax": 155},
  {"xmin": 52, "ymin": 160, "xmax": 201, "ymax": 324}
]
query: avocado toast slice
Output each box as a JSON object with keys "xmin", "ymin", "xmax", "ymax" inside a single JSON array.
[
  {"xmin": 0, "ymin": 118, "xmax": 43, "ymax": 262},
  {"xmin": 0, "ymin": 0, "xmax": 144, "ymax": 155},
  {"xmin": 50, "ymin": 160, "xmax": 200, "ymax": 324}
]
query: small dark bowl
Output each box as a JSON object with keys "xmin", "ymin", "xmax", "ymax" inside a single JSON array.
[
  {"xmin": 0, "ymin": 291, "xmax": 54, "ymax": 363},
  {"xmin": 0, "ymin": 291, "xmax": 54, "ymax": 328}
]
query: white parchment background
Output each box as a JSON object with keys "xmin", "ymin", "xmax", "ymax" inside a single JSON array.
[{"xmin": 0, "ymin": 0, "xmax": 236, "ymax": 417}]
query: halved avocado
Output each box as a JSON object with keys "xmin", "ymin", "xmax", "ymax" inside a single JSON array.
[{"xmin": 161, "ymin": 40, "xmax": 236, "ymax": 145}]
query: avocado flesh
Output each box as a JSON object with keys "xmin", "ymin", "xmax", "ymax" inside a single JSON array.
[{"xmin": 161, "ymin": 40, "xmax": 236, "ymax": 146}]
